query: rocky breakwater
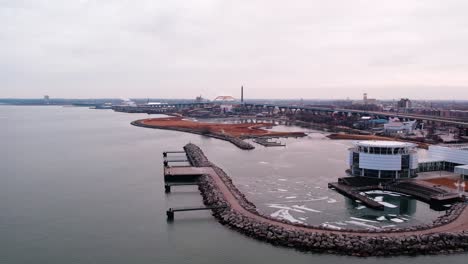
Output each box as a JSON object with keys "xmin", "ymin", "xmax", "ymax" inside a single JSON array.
[{"xmin": 184, "ymin": 143, "xmax": 468, "ymax": 256}]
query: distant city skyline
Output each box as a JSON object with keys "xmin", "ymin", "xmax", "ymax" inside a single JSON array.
[{"xmin": 2, "ymin": 0, "xmax": 468, "ymax": 100}]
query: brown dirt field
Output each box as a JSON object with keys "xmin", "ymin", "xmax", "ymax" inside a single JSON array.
[
  {"xmin": 424, "ymin": 177, "xmax": 468, "ymax": 191},
  {"xmin": 140, "ymin": 117, "xmax": 305, "ymax": 138},
  {"xmin": 327, "ymin": 133, "xmax": 430, "ymax": 149}
]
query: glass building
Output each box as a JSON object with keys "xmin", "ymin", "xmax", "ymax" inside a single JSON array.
[{"xmin": 349, "ymin": 141, "xmax": 418, "ymax": 179}]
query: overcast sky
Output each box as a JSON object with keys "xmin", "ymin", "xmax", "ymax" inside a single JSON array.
[{"xmin": 1, "ymin": 0, "xmax": 468, "ymax": 100}]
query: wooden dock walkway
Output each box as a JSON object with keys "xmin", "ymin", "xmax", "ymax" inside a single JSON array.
[
  {"xmin": 166, "ymin": 206, "xmax": 227, "ymax": 220},
  {"xmin": 253, "ymin": 138, "xmax": 285, "ymax": 147},
  {"xmin": 328, "ymin": 182, "xmax": 384, "ymax": 210},
  {"xmin": 163, "ymin": 166, "xmax": 213, "ymax": 182},
  {"xmin": 164, "ymin": 182, "xmax": 199, "ymax": 193}
]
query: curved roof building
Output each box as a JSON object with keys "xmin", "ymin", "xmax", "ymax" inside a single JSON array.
[
  {"xmin": 213, "ymin": 95, "xmax": 236, "ymax": 103},
  {"xmin": 349, "ymin": 140, "xmax": 418, "ymax": 179}
]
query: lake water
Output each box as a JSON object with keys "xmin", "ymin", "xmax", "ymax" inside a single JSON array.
[{"xmin": 1, "ymin": 106, "xmax": 466, "ymax": 263}]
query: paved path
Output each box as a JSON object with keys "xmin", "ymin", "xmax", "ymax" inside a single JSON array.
[{"xmin": 203, "ymin": 167, "xmax": 468, "ymax": 237}]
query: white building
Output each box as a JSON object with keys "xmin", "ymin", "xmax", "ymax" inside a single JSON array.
[
  {"xmin": 383, "ymin": 119, "xmax": 417, "ymax": 136},
  {"xmin": 349, "ymin": 141, "xmax": 418, "ymax": 179},
  {"xmin": 426, "ymin": 145, "xmax": 468, "ymax": 175}
]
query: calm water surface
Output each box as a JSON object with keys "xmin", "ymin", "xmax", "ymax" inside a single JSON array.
[{"xmin": 1, "ymin": 106, "xmax": 466, "ymax": 263}]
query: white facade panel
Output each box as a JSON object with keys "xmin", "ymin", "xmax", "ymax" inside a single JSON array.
[
  {"xmin": 349, "ymin": 151, "xmax": 353, "ymax": 166},
  {"xmin": 358, "ymin": 153, "xmax": 402, "ymax": 170},
  {"xmin": 410, "ymin": 154, "xmax": 418, "ymax": 169},
  {"xmin": 455, "ymin": 165, "xmax": 468, "ymax": 175},
  {"xmin": 428, "ymin": 146, "xmax": 468, "ymax": 165}
]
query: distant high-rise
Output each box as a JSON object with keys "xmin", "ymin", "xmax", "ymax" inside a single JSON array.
[
  {"xmin": 398, "ymin": 98, "xmax": 412, "ymax": 109},
  {"xmin": 44, "ymin": 95, "xmax": 50, "ymax": 105}
]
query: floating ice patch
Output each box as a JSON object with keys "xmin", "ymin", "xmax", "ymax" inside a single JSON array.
[
  {"xmin": 356, "ymin": 205, "xmax": 366, "ymax": 210},
  {"xmin": 270, "ymin": 209, "xmax": 304, "ymax": 224},
  {"xmin": 277, "ymin": 189, "xmax": 288, "ymax": 192},
  {"xmin": 444, "ymin": 204, "xmax": 452, "ymax": 207},
  {"xmin": 292, "ymin": 205, "xmax": 321, "ymax": 213},
  {"xmin": 259, "ymin": 161, "xmax": 269, "ymax": 165},
  {"xmin": 390, "ymin": 218, "xmax": 404, "ymax": 223},
  {"xmin": 321, "ymin": 223, "xmax": 342, "ymax": 230},
  {"xmin": 333, "ymin": 222, "xmax": 348, "ymax": 226},
  {"xmin": 278, "ymin": 178, "xmax": 287, "ymax": 181},
  {"xmin": 268, "ymin": 204, "xmax": 306, "ymax": 213},
  {"xmin": 327, "ymin": 198, "xmax": 337, "ymax": 203},
  {"xmin": 365, "ymin": 190, "xmax": 403, "ymax": 197},
  {"xmin": 350, "ymin": 217, "xmax": 379, "ymax": 223},
  {"xmin": 377, "ymin": 216, "xmax": 387, "ymax": 221},
  {"xmin": 355, "ymin": 200, "xmax": 362, "ymax": 203},
  {"xmin": 399, "ymin": 217, "xmax": 409, "ymax": 221},
  {"xmin": 373, "ymin": 196, "xmax": 384, "ymax": 202},
  {"xmin": 298, "ymin": 217, "xmax": 308, "ymax": 221},
  {"xmin": 285, "ymin": 196, "xmax": 297, "ymax": 199},
  {"xmin": 346, "ymin": 220, "xmax": 380, "ymax": 229},
  {"xmin": 378, "ymin": 201, "xmax": 397, "ymax": 208},
  {"xmin": 382, "ymin": 225, "xmax": 397, "ymax": 228},
  {"xmin": 315, "ymin": 186, "xmax": 322, "ymax": 189},
  {"xmin": 279, "ymin": 198, "xmax": 331, "ymax": 204},
  {"xmin": 309, "ymin": 196, "xmax": 328, "ymax": 201}
]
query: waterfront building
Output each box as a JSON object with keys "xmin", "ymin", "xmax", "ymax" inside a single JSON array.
[
  {"xmin": 383, "ymin": 118, "xmax": 417, "ymax": 136},
  {"xmin": 348, "ymin": 141, "xmax": 418, "ymax": 179},
  {"xmin": 426, "ymin": 144, "xmax": 468, "ymax": 172}
]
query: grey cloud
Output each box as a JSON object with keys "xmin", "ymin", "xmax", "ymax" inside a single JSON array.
[{"xmin": 1, "ymin": 0, "xmax": 467, "ymax": 99}]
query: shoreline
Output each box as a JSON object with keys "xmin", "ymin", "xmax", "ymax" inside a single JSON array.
[
  {"xmin": 184, "ymin": 143, "xmax": 468, "ymax": 256},
  {"xmin": 131, "ymin": 117, "xmax": 307, "ymax": 150}
]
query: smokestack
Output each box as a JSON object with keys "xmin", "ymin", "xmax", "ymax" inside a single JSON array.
[{"xmin": 241, "ymin": 85, "xmax": 244, "ymax": 103}]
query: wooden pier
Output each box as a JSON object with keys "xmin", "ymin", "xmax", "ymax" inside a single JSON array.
[
  {"xmin": 329, "ymin": 177, "xmax": 463, "ymax": 211},
  {"xmin": 253, "ymin": 137, "xmax": 286, "ymax": 147},
  {"xmin": 164, "ymin": 182, "xmax": 199, "ymax": 193},
  {"xmin": 163, "ymin": 151, "xmax": 186, "ymax": 157},
  {"xmin": 166, "ymin": 206, "xmax": 227, "ymax": 220},
  {"xmin": 164, "ymin": 166, "xmax": 213, "ymax": 182},
  {"xmin": 163, "ymin": 150, "xmax": 225, "ymax": 221},
  {"xmin": 328, "ymin": 182, "xmax": 384, "ymax": 210}
]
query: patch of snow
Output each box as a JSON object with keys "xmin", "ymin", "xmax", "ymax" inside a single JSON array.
[
  {"xmin": 321, "ymin": 223, "xmax": 342, "ymax": 230},
  {"xmin": 327, "ymin": 198, "xmax": 337, "ymax": 203},
  {"xmin": 285, "ymin": 196, "xmax": 297, "ymax": 199},
  {"xmin": 270, "ymin": 209, "xmax": 304, "ymax": 224},
  {"xmin": 390, "ymin": 218, "xmax": 404, "ymax": 223},
  {"xmin": 377, "ymin": 216, "xmax": 387, "ymax": 221},
  {"xmin": 350, "ymin": 217, "xmax": 379, "ymax": 223},
  {"xmin": 346, "ymin": 220, "xmax": 380, "ymax": 229},
  {"xmin": 356, "ymin": 205, "xmax": 366, "ymax": 210}
]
